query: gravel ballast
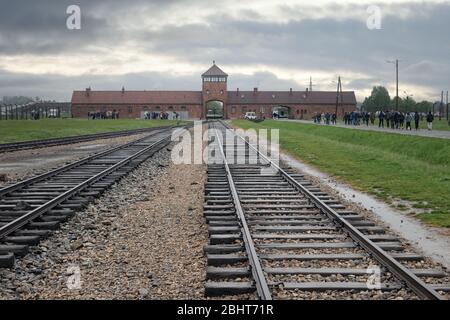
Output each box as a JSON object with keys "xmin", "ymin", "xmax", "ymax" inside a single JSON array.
[
  {"xmin": 0, "ymin": 143, "xmax": 208, "ymax": 300},
  {"xmin": 0, "ymin": 133, "xmax": 147, "ymax": 187}
]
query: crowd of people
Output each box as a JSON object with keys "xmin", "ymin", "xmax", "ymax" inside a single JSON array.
[
  {"xmin": 88, "ymin": 111, "xmax": 120, "ymax": 119},
  {"xmin": 313, "ymin": 112, "xmax": 337, "ymax": 125},
  {"xmin": 376, "ymin": 110, "xmax": 435, "ymax": 130},
  {"xmin": 327, "ymin": 110, "xmax": 437, "ymax": 131},
  {"xmin": 143, "ymin": 111, "xmax": 179, "ymax": 120},
  {"xmin": 87, "ymin": 110, "xmax": 181, "ymax": 120}
]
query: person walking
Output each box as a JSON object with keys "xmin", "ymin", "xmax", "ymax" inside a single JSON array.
[
  {"xmin": 426, "ymin": 111, "xmax": 434, "ymax": 130},
  {"xmin": 378, "ymin": 111, "xmax": 385, "ymax": 128},
  {"xmin": 370, "ymin": 112, "xmax": 375, "ymax": 125},
  {"xmin": 405, "ymin": 113, "xmax": 412, "ymax": 131},
  {"xmin": 414, "ymin": 111, "xmax": 420, "ymax": 130}
]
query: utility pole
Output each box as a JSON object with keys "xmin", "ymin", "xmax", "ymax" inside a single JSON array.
[
  {"xmin": 387, "ymin": 59, "xmax": 399, "ymax": 110},
  {"xmin": 309, "ymin": 77, "xmax": 313, "ymax": 92},
  {"xmin": 396, "ymin": 60, "xmax": 399, "ymax": 111},
  {"xmin": 440, "ymin": 91, "xmax": 444, "ymax": 120},
  {"xmin": 446, "ymin": 90, "xmax": 449, "ymax": 124},
  {"xmin": 335, "ymin": 76, "xmax": 343, "ymax": 117}
]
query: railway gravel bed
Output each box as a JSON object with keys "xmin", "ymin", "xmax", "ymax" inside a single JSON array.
[
  {"xmin": 0, "ymin": 134, "xmax": 147, "ymax": 187},
  {"xmin": 0, "ymin": 143, "xmax": 208, "ymax": 300}
]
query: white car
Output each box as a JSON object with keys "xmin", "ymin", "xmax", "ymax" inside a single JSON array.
[{"xmin": 244, "ymin": 112, "xmax": 257, "ymax": 120}]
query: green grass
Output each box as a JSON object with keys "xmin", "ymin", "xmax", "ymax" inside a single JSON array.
[
  {"xmin": 0, "ymin": 119, "xmax": 190, "ymax": 143},
  {"xmin": 232, "ymin": 120, "xmax": 450, "ymax": 228}
]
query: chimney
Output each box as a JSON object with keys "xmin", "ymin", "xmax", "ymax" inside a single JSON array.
[
  {"xmin": 85, "ymin": 87, "xmax": 91, "ymax": 97},
  {"xmin": 289, "ymin": 88, "xmax": 293, "ymax": 95},
  {"xmin": 236, "ymin": 88, "xmax": 239, "ymax": 96},
  {"xmin": 122, "ymin": 86, "xmax": 125, "ymax": 94},
  {"xmin": 253, "ymin": 87, "xmax": 258, "ymax": 96}
]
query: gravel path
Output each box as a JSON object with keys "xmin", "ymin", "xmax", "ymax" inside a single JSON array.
[
  {"xmin": 0, "ymin": 142, "xmax": 208, "ymax": 300},
  {"xmin": 0, "ymin": 133, "xmax": 147, "ymax": 187}
]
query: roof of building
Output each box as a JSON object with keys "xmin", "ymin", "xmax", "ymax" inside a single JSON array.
[
  {"xmin": 202, "ymin": 63, "xmax": 228, "ymax": 77},
  {"xmin": 72, "ymin": 90, "xmax": 202, "ymax": 105},
  {"xmin": 227, "ymin": 90, "xmax": 357, "ymax": 105}
]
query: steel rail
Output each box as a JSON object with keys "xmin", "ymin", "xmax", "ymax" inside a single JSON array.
[
  {"xmin": 0, "ymin": 126, "xmax": 168, "ymax": 153},
  {"xmin": 0, "ymin": 128, "xmax": 173, "ymax": 240},
  {"xmin": 211, "ymin": 122, "xmax": 272, "ymax": 300},
  {"xmin": 218, "ymin": 120, "xmax": 443, "ymax": 300},
  {"xmin": 0, "ymin": 128, "xmax": 172, "ymax": 198}
]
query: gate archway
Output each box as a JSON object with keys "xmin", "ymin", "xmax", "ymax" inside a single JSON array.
[
  {"xmin": 272, "ymin": 105, "xmax": 291, "ymax": 119},
  {"xmin": 206, "ymin": 100, "xmax": 224, "ymax": 119}
]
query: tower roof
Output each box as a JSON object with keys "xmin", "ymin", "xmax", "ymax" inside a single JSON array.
[{"xmin": 202, "ymin": 63, "xmax": 228, "ymax": 77}]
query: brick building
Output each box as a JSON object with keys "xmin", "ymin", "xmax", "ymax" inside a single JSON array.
[{"xmin": 71, "ymin": 63, "xmax": 357, "ymax": 120}]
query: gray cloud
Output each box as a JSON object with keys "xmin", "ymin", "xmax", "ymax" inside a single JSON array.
[
  {"xmin": 0, "ymin": 0, "xmax": 449, "ymax": 101},
  {"xmin": 0, "ymin": 67, "xmax": 298, "ymax": 101}
]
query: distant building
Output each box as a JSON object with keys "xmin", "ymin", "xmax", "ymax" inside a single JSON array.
[{"xmin": 71, "ymin": 63, "xmax": 357, "ymax": 119}]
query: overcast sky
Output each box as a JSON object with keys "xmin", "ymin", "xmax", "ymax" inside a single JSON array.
[{"xmin": 0, "ymin": 0, "xmax": 449, "ymax": 102}]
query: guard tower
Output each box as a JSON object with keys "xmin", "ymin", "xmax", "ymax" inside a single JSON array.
[{"xmin": 202, "ymin": 62, "xmax": 228, "ymax": 119}]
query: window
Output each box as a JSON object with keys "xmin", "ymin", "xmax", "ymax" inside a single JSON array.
[
  {"xmin": 231, "ymin": 106, "xmax": 236, "ymax": 114},
  {"xmin": 156, "ymin": 106, "xmax": 161, "ymax": 110},
  {"xmin": 220, "ymin": 90, "xmax": 224, "ymax": 95},
  {"xmin": 169, "ymin": 106, "xmax": 174, "ymax": 110},
  {"xmin": 181, "ymin": 106, "xmax": 186, "ymax": 110},
  {"xmin": 128, "ymin": 106, "xmax": 132, "ymax": 114}
]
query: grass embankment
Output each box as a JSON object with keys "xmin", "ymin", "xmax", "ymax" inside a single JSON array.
[
  {"xmin": 232, "ymin": 120, "xmax": 450, "ymax": 228},
  {"xmin": 0, "ymin": 119, "xmax": 190, "ymax": 144}
]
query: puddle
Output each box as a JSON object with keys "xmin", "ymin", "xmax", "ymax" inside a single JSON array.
[
  {"xmin": 280, "ymin": 152, "xmax": 450, "ymax": 269},
  {"xmin": 77, "ymin": 144, "xmax": 107, "ymax": 150}
]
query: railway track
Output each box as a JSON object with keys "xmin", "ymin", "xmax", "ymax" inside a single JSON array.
[
  {"xmin": 0, "ymin": 126, "xmax": 182, "ymax": 268},
  {"xmin": 0, "ymin": 126, "xmax": 173, "ymax": 153},
  {"xmin": 203, "ymin": 120, "xmax": 449, "ymax": 300}
]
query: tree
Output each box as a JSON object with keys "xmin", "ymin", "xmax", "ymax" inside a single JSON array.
[
  {"xmin": 400, "ymin": 96, "xmax": 417, "ymax": 113},
  {"xmin": 362, "ymin": 86, "xmax": 391, "ymax": 112},
  {"xmin": 418, "ymin": 101, "xmax": 433, "ymax": 113}
]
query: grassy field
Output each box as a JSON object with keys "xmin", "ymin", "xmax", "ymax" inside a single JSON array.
[
  {"xmin": 0, "ymin": 119, "xmax": 189, "ymax": 143},
  {"xmin": 232, "ymin": 120, "xmax": 450, "ymax": 228}
]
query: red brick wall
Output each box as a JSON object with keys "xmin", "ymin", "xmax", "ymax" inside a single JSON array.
[
  {"xmin": 72, "ymin": 103, "xmax": 356, "ymax": 120},
  {"xmin": 71, "ymin": 104, "xmax": 203, "ymax": 119},
  {"xmin": 225, "ymin": 104, "xmax": 356, "ymax": 120}
]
